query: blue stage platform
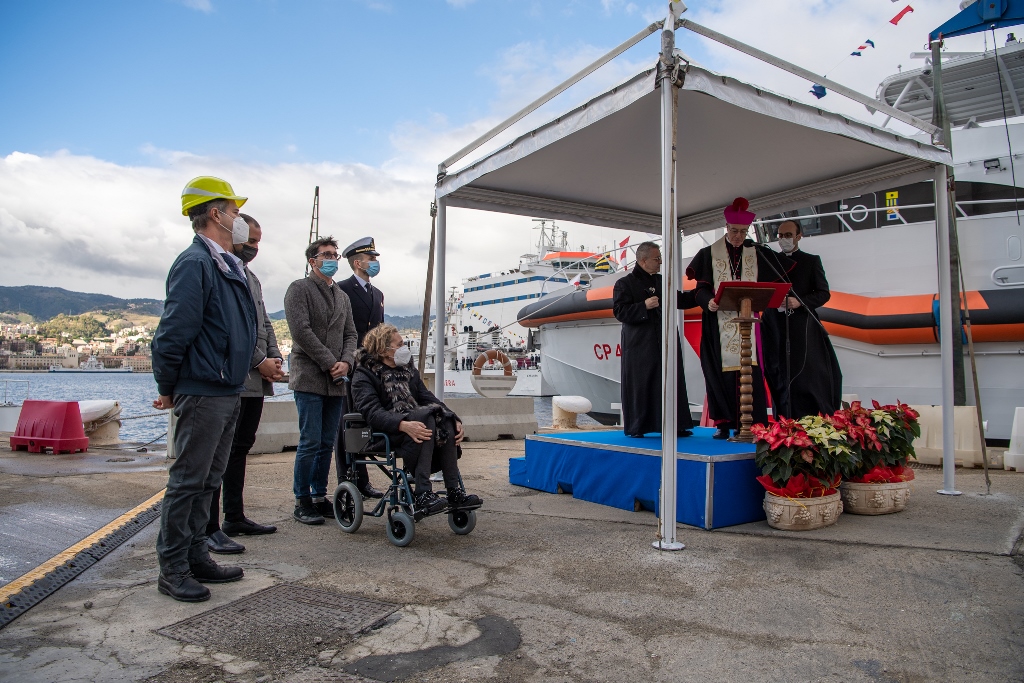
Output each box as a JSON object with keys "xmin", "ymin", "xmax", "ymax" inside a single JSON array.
[{"xmin": 509, "ymin": 427, "xmax": 764, "ymax": 529}]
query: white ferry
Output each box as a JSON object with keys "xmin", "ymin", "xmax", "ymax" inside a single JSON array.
[
  {"xmin": 421, "ymin": 220, "xmax": 618, "ymax": 396},
  {"xmin": 50, "ymin": 356, "xmax": 133, "ymax": 373}
]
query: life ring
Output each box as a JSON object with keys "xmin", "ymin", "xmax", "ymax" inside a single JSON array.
[{"xmin": 472, "ymin": 349, "xmax": 514, "ymax": 377}]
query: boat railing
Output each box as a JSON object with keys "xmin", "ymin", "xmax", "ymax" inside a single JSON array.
[
  {"xmin": 537, "ymin": 242, "xmax": 652, "ymax": 295},
  {"xmin": 755, "ymin": 197, "xmax": 1022, "ymax": 235},
  {"xmin": 537, "ymin": 233, "xmax": 722, "ymax": 295},
  {"xmin": 1, "ymin": 379, "xmax": 30, "ymax": 406}
]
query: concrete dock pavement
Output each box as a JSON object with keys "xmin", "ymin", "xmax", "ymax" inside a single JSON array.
[{"xmin": 0, "ymin": 435, "xmax": 1022, "ymax": 682}]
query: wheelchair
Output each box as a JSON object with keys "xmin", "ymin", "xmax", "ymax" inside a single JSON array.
[{"xmin": 330, "ymin": 410, "xmax": 481, "ymax": 547}]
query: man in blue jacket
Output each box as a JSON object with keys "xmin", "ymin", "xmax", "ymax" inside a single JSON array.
[{"xmin": 151, "ymin": 176, "xmax": 258, "ymax": 602}]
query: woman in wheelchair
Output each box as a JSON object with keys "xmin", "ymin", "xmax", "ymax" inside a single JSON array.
[{"xmin": 351, "ymin": 324, "xmax": 483, "ymax": 516}]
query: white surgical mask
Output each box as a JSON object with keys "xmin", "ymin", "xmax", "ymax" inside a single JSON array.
[
  {"xmin": 778, "ymin": 237, "xmax": 796, "ymax": 253},
  {"xmin": 217, "ymin": 210, "xmax": 249, "ymax": 245},
  {"xmin": 393, "ymin": 346, "xmax": 412, "ymax": 366}
]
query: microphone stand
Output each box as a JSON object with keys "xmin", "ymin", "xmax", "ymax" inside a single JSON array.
[{"xmin": 784, "ymin": 293, "xmax": 791, "ymax": 419}]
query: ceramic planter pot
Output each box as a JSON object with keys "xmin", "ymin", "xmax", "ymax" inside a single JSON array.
[
  {"xmin": 763, "ymin": 491, "xmax": 843, "ymax": 530},
  {"xmin": 839, "ymin": 480, "xmax": 911, "ymax": 515}
]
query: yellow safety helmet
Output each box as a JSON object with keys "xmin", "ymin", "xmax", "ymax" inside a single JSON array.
[{"xmin": 180, "ymin": 176, "xmax": 247, "ymax": 216}]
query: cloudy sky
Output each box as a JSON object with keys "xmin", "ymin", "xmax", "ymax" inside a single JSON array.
[{"xmin": 0, "ymin": 0, "xmax": 992, "ymax": 315}]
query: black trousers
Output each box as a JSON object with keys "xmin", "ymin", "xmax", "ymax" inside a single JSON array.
[
  {"xmin": 207, "ymin": 396, "xmax": 264, "ymax": 534},
  {"xmin": 394, "ymin": 413, "xmax": 460, "ymax": 492}
]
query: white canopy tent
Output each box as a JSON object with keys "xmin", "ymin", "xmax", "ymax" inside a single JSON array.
[
  {"xmin": 438, "ymin": 67, "xmax": 948, "ymax": 234},
  {"xmin": 433, "ymin": 12, "xmax": 957, "ymax": 547}
]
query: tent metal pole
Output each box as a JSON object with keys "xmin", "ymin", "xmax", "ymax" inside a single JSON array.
[
  {"xmin": 418, "ymin": 204, "xmax": 437, "ymax": 374},
  {"xmin": 434, "ymin": 198, "xmax": 448, "ymax": 402},
  {"xmin": 934, "ymin": 163, "xmax": 961, "ymax": 496},
  {"xmin": 654, "ymin": 15, "xmax": 684, "ymax": 552},
  {"xmin": 931, "ymin": 41, "xmax": 968, "ymax": 406},
  {"xmin": 439, "ymin": 21, "xmax": 664, "ymax": 175},
  {"xmin": 677, "ymin": 18, "xmax": 939, "ymax": 136}
]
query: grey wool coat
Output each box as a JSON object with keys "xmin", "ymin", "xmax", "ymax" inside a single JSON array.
[
  {"xmin": 284, "ymin": 275, "xmax": 358, "ymax": 397},
  {"xmin": 242, "ymin": 266, "xmax": 282, "ymax": 398}
]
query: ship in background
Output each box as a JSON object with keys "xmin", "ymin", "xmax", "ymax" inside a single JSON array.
[
  {"xmin": 518, "ymin": 40, "xmax": 1024, "ymax": 439},
  {"xmin": 419, "ymin": 220, "xmax": 620, "ymax": 396},
  {"xmin": 49, "ymin": 356, "xmax": 133, "ymax": 373}
]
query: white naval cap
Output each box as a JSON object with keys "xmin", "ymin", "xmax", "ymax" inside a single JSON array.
[{"xmin": 342, "ymin": 236, "xmax": 379, "ymax": 259}]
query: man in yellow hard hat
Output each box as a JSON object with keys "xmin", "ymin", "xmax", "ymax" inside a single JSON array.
[{"xmin": 151, "ymin": 176, "xmax": 258, "ymax": 602}]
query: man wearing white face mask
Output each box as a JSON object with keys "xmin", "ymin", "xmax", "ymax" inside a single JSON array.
[
  {"xmin": 762, "ymin": 219, "xmax": 842, "ymax": 418},
  {"xmin": 337, "ymin": 237, "xmax": 386, "ymax": 499},
  {"xmin": 284, "ymin": 236, "xmax": 358, "ymax": 525},
  {"xmin": 339, "ymin": 237, "xmax": 384, "ymax": 347},
  {"xmin": 151, "ymin": 176, "xmax": 258, "ymax": 602}
]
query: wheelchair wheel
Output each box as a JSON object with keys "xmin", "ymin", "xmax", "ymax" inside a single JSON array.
[
  {"xmin": 386, "ymin": 510, "xmax": 415, "ymax": 547},
  {"xmin": 333, "ymin": 481, "xmax": 363, "ymax": 533},
  {"xmin": 448, "ymin": 509, "xmax": 476, "ymax": 535}
]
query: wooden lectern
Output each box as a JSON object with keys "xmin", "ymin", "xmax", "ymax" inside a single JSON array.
[{"xmin": 713, "ymin": 281, "xmax": 791, "ymax": 442}]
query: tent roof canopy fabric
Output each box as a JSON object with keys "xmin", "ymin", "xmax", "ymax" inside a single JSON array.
[{"xmin": 436, "ymin": 63, "xmax": 952, "ymax": 235}]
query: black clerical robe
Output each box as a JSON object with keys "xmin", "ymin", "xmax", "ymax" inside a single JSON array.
[
  {"xmin": 612, "ymin": 267, "xmax": 695, "ymax": 436},
  {"xmin": 761, "ymin": 249, "xmax": 842, "ymax": 418},
  {"xmin": 686, "ymin": 238, "xmax": 785, "ymax": 430}
]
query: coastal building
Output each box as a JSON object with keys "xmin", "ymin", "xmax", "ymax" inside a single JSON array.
[
  {"xmin": 113, "ymin": 356, "xmax": 152, "ymax": 372},
  {"xmin": 0, "ymin": 323, "xmax": 39, "ymax": 338},
  {"xmin": 0, "ymin": 339, "xmax": 40, "ymax": 355},
  {"xmin": 7, "ymin": 354, "xmax": 78, "ymax": 370}
]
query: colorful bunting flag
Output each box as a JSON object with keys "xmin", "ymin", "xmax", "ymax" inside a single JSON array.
[
  {"xmin": 851, "ymin": 51, "xmax": 862, "ymax": 56},
  {"xmin": 619, "ymin": 236, "xmax": 630, "ymax": 262},
  {"xmin": 865, "ymin": 39, "xmax": 875, "ymax": 48},
  {"xmin": 890, "ymin": 5, "xmax": 913, "ymax": 25},
  {"xmin": 810, "ymin": 84, "xmax": 827, "ymax": 99}
]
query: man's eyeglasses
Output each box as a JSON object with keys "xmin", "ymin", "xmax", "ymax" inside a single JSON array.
[{"xmin": 316, "ymin": 252, "xmax": 340, "ymax": 260}]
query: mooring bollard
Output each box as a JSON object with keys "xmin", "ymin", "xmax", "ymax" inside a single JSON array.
[{"xmin": 552, "ymin": 396, "xmax": 593, "ymax": 430}]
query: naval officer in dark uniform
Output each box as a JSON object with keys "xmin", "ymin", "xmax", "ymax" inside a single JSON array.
[
  {"xmin": 338, "ymin": 236, "xmax": 385, "ymax": 498},
  {"xmin": 338, "ymin": 237, "xmax": 385, "ymax": 346}
]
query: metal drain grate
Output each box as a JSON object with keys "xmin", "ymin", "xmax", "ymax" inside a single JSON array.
[
  {"xmin": 285, "ymin": 669, "xmax": 378, "ymax": 683},
  {"xmin": 157, "ymin": 584, "xmax": 398, "ymax": 653}
]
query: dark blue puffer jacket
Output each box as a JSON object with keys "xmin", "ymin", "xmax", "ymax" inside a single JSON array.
[{"xmin": 152, "ymin": 235, "xmax": 257, "ymax": 397}]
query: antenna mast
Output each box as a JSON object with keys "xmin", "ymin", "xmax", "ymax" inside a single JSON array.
[{"xmin": 305, "ymin": 186, "xmax": 320, "ymax": 275}]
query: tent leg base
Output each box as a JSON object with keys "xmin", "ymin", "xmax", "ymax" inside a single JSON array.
[
  {"xmin": 937, "ymin": 489, "xmax": 963, "ymax": 496},
  {"xmin": 652, "ymin": 540, "xmax": 685, "ymax": 551}
]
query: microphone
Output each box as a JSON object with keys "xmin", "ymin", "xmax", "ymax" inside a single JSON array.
[{"xmin": 750, "ymin": 242, "xmax": 828, "ymax": 330}]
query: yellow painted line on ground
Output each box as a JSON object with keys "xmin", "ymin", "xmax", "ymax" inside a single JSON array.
[{"xmin": 1, "ymin": 488, "xmax": 166, "ymax": 604}]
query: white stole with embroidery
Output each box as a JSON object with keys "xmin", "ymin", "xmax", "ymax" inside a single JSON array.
[{"xmin": 710, "ymin": 236, "xmax": 758, "ymax": 372}]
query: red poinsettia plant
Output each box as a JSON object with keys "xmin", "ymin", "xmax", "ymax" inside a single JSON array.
[
  {"xmin": 834, "ymin": 400, "xmax": 919, "ymax": 484},
  {"xmin": 752, "ymin": 418, "xmax": 847, "ymax": 498}
]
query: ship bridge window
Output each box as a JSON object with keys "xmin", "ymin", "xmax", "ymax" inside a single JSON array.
[{"xmin": 759, "ymin": 179, "xmax": 1024, "ymax": 240}]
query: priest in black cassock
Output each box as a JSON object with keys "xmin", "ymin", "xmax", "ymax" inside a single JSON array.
[
  {"xmin": 686, "ymin": 198, "xmax": 786, "ymax": 439},
  {"xmin": 761, "ymin": 219, "xmax": 842, "ymax": 418},
  {"xmin": 613, "ymin": 241, "xmax": 695, "ymax": 438}
]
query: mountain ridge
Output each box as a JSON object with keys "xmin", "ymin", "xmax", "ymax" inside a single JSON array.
[{"xmin": 0, "ymin": 286, "xmax": 164, "ymax": 321}]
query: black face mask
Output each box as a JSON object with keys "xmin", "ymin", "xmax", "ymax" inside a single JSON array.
[{"xmin": 237, "ymin": 245, "xmax": 259, "ymax": 263}]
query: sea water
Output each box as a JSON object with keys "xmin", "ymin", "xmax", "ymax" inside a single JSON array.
[{"xmin": 1, "ymin": 374, "xmax": 597, "ymax": 445}]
